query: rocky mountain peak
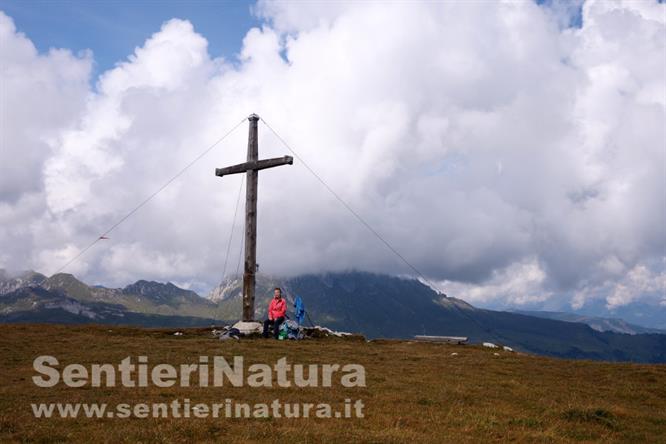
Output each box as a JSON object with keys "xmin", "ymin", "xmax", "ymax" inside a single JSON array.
[
  {"xmin": 0, "ymin": 270, "xmax": 47, "ymax": 295},
  {"xmin": 122, "ymin": 280, "xmax": 200, "ymax": 302}
]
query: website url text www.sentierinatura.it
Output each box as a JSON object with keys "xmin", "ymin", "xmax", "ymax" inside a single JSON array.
[{"xmin": 31, "ymin": 399, "xmax": 365, "ymax": 419}]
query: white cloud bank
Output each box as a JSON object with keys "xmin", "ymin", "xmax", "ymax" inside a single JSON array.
[{"xmin": 0, "ymin": 0, "xmax": 664, "ymax": 312}]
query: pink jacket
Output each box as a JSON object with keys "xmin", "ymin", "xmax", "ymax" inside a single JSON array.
[{"xmin": 268, "ymin": 298, "xmax": 286, "ymax": 320}]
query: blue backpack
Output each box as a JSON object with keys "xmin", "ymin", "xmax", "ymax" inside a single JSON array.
[{"xmin": 294, "ymin": 296, "xmax": 305, "ymax": 325}]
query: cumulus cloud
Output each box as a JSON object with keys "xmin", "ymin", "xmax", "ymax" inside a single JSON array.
[
  {"xmin": 0, "ymin": 1, "xmax": 664, "ymax": 312},
  {"xmin": 439, "ymin": 259, "xmax": 552, "ymax": 307},
  {"xmin": 0, "ymin": 11, "xmax": 91, "ymax": 270},
  {"xmin": 573, "ymin": 260, "xmax": 666, "ymax": 310}
]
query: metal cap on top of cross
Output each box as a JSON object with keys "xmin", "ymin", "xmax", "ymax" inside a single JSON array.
[{"xmin": 215, "ymin": 114, "xmax": 293, "ymax": 322}]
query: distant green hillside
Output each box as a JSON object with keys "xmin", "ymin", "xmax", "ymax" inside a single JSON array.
[
  {"xmin": 41, "ymin": 273, "xmax": 221, "ymax": 320},
  {"xmin": 0, "ymin": 286, "xmax": 221, "ymax": 327}
]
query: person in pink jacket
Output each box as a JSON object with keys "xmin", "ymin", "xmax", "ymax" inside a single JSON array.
[{"xmin": 263, "ymin": 287, "xmax": 287, "ymax": 339}]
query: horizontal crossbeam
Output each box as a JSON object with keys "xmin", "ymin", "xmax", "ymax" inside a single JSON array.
[{"xmin": 215, "ymin": 155, "xmax": 293, "ymax": 177}]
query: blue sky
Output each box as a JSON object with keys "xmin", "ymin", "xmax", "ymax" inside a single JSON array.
[
  {"xmin": 1, "ymin": 0, "xmax": 586, "ymax": 79},
  {"xmin": 0, "ymin": 0, "xmax": 259, "ymax": 76},
  {"xmin": 1, "ymin": 0, "xmax": 586, "ymax": 80}
]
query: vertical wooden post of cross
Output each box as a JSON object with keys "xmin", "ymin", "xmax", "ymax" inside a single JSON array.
[
  {"xmin": 215, "ymin": 114, "xmax": 293, "ymax": 321},
  {"xmin": 242, "ymin": 114, "xmax": 259, "ymax": 321}
]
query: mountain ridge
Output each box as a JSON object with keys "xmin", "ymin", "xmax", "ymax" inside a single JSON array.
[
  {"xmin": 513, "ymin": 310, "xmax": 666, "ymax": 335},
  {"xmin": 1, "ymin": 270, "xmax": 664, "ymax": 363},
  {"xmin": 9, "ymin": 273, "xmax": 221, "ymax": 320},
  {"xmin": 206, "ymin": 271, "xmax": 666, "ymax": 362}
]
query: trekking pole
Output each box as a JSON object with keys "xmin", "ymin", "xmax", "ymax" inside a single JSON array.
[{"xmin": 305, "ymin": 310, "xmax": 316, "ymax": 327}]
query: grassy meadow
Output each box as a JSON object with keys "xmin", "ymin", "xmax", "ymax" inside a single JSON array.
[{"xmin": 0, "ymin": 324, "xmax": 664, "ymax": 443}]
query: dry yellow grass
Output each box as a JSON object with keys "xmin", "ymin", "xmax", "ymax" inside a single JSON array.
[{"xmin": 0, "ymin": 324, "xmax": 665, "ymax": 443}]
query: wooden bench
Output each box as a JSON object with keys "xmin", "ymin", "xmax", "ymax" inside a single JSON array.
[{"xmin": 414, "ymin": 335, "xmax": 468, "ymax": 344}]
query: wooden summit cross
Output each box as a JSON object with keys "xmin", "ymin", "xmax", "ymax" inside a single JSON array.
[{"xmin": 215, "ymin": 114, "xmax": 293, "ymax": 322}]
